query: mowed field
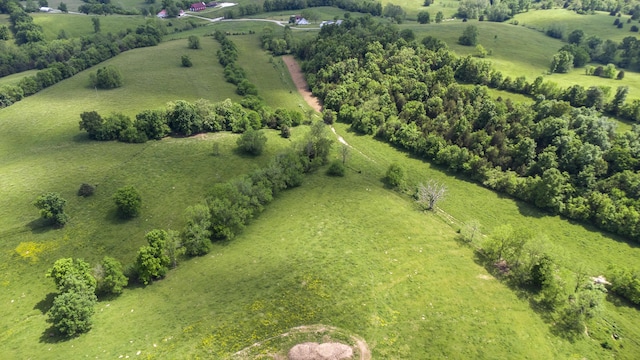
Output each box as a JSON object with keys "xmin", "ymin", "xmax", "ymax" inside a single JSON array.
[
  {"xmin": 1, "ymin": 19, "xmax": 640, "ymax": 359},
  {"xmin": 514, "ymin": 9, "xmax": 640, "ymax": 43},
  {"xmin": 404, "ymin": 17, "xmax": 640, "ymax": 101}
]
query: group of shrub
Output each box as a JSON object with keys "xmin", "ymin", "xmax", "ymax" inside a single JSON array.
[
  {"xmin": 44, "ymin": 120, "xmax": 335, "ymax": 337},
  {"xmin": 46, "ymin": 257, "xmax": 127, "ymax": 337},
  {"xmin": 471, "ymin": 224, "xmax": 609, "ymax": 336},
  {"xmin": 261, "ymin": 23, "xmax": 296, "ymax": 55},
  {"xmin": 548, "ymin": 28, "xmax": 640, "ymax": 75},
  {"xmin": 180, "ymin": 35, "xmax": 200, "ymax": 68},
  {"xmin": 79, "ymin": 98, "xmax": 306, "ymax": 142},
  {"xmin": 34, "ymin": 185, "xmax": 141, "ymax": 229},
  {"xmin": 213, "ymin": 30, "xmax": 258, "ymax": 96}
]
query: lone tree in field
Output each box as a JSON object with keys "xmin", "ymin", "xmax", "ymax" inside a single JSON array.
[
  {"xmin": 417, "ymin": 11, "xmax": 431, "ymax": 24},
  {"xmin": 416, "ymin": 180, "xmax": 447, "ymax": 210},
  {"xmin": 384, "ymin": 163, "xmax": 406, "ymax": 189},
  {"xmin": 90, "ymin": 65, "xmax": 123, "ymax": 89},
  {"xmin": 93, "ymin": 256, "xmax": 128, "ymax": 296},
  {"xmin": 188, "ymin": 35, "xmax": 200, "ymax": 49},
  {"xmin": 112, "ymin": 185, "xmax": 142, "ymax": 219},
  {"xmin": 458, "ymin": 25, "xmax": 478, "ymax": 46},
  {"xmin": 34, "ymin": 192, "xmax": 69, "ymax": 227},
  {"xmin": 181, "ymin": 55, "xmax": 193, "ymax": 67},
  {"xmin": 237, "ymin": 129, "xmax": 267, "ymax": 156},
  {"xmin": 135, "ymin": 229, "xmax": 171, "ymax": 285}
]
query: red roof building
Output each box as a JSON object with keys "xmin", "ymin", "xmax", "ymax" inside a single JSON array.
[{"xmin": 190, "ymin": 2, "xmax": 206, "ymax": 11}]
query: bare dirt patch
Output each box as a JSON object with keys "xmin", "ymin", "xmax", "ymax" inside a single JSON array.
[
  {"xmin": 282, "ymin": 55, "xmax": 323, "ymax": 113},
  {"xmin": 232, "ymin": 324, "xmax": 371, "ymax": 360}
]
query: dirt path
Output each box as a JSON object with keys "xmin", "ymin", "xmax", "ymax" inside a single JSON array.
[
  {"xmin": 282, "ymin": 56, "xmax": 323, "ymax": 113},
  {"xmin": 282, "ymin": 56, "xmax": 376, "ymax": 163}
]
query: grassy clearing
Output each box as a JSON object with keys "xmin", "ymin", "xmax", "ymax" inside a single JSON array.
[
  {"xmin": 514, "ymin": 9, "xmax": 640, "ymax": 43},
  {"xmin": 2, "ymin": 13, "xmax": 640, "ymax": 360},
  {"xmin": 406, "ymin": 19, "xmax": 640, "ymax": 101},
  {"xmin": 380, "ymin": 0, "xmax": 460, "ymax": 19},
  {"xmin": 0, "ymin": 28, "xmax": 307, "ymax": 358},
  {"xmin": 0, "ymin": 160, "xmax": 599, "ymax": 358},
  {"xmin": 0, "ymin": 69, "xmax": 39, "ymax": 86},
  {"xmin": 333, "ymin": 121, "xmax": 640, "ymax": 357},
  {"xmin": 32, "ymin": 13, "xmax": 150, "ymax": 41}
]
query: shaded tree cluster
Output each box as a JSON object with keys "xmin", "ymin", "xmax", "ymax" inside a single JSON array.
[
  {"xmin": 79, "ymin": 98, "xmax": 305, "ymax": 142},
  {"xmin": 214, "ymin": 30, "xmax": 258, "ymax": 96},
  {"xmin": 0, "ymin": 12, "xmax": 166, "ymax": 108},
  {"xmin": 297, "ymin": 20, "xmax": 640, "ymax": 242},
  {"xmin": 456, "ymin": 0, "xmax": 530, "ymax": 22},
  {"xmin": 46, "ymin": 257, "xmax": 127, "ymax": 337}
]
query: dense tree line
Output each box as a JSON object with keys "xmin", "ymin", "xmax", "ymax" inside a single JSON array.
[
  {"xmin": 456, "ymin": 0, "xmax": 530, "ymax": 22},
  {"xmin": 0, "ymin": 0, "xmax": 166, "ymax": 108},
  {"xmin": 79, "ymin": 98, "xmax": 306, "ymax": 142},
  {"xmin": 261, "ymin": 25, "xmax": 295, "ymax": 55},
  {"xmin": 297, "ymin": 18, "xmax": 640, "ymax": 242},
  {"xmin": 213, "ymin": 30, "xmax": 259, "ymax": 96},
  {"xmin": 262, "ymin": 0, "xmax": 381, "ymax": 16},
  {"xmin": 548, "ymin": 28, "xmax": 640, "ymax": 73}
]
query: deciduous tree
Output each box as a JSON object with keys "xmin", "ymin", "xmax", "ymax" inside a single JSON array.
[
  {"xmin": 112, "ymin": 185, "xmax": 141, "ymax": 219},
  {"xmin": 34, "ymin": 192, "xmax": 69, "ymax": 227}
]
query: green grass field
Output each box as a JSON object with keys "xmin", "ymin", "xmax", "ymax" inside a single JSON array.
[
  {"xmin": 379, "ymin": 0, "xmax": 460, "ymax": 19},
  {"xmin": 514, "ymin": 9, "xmax": 640, "ymax": 43},
  {"xmin": 32, "ymin": 13, "xmax": 150, "ymax": 41},
  {"xmin": 1, "ymin": 17, "xmax": 640, "ymax": 360},
  {"xmin": 405, "ymin": 19, "xmax": 640, "ymax": 101}
]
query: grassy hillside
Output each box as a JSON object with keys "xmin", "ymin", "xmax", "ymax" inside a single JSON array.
[
  {"xmin": 32, "ymin": 13, "xmax": 150, "ymax": 41},
  {"xmin": 406, "ymin": 19, "xmax": 640, "ymax": 100},
  {"xmin": 380, "ymin": 0, "xmax": 460, "ymax": 19},
  {"xmin": 514, "ymin": 9, "xmax": 640, "ymax": 43},
  {"xmin": 1, "ymin": 18, "xmax": 640, "ymax": 360}
]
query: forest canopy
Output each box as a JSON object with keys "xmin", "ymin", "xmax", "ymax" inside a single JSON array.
[{"xmin": 297, "ymin": 18, "xmax": 640, "ymax": 242}]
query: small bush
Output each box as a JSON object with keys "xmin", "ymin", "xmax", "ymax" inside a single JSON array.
[
  {"xmin": 631, "ymin": 25, "xmax": 639, "ymax": 32},
  {"xmin": 181, "ymin": 55, "xmax": 192, "ymax": 67},
  {"xmin": 188, "ymin": 35, "xmax": 200, "ymax": 49},
  {"xmin": 77, "ymin": 183, "xmax": 96, "ymax": 197},
  {"xmin": 614, "ymin": 18, "xmax": 620, "ymax": 25},
  {"xmin": 618, "ymin": 22, "xmax": 624, "ymax": 29},
  {"xmin": 618, "ymin": 70, "xmax": 625, "ymax": 80},
  {"xmin": 90, "ymin": 65, "xmax": 123, "ymax": 89},
  {"xmin": 236, "ymin": 129, "xmax": 267, "ymax": 156},
  {"xmin": 385, "ymin": 163, "xmax": 406, "ymax": 189},
  {"xmin": 112, "ymin": 185, "xmax": 142, "ymax": 219},
  {"xmin": 280, "ymin": 125, "xmax": 291, "ymax": 138},
  {"xmin": 326, "ymin": 160, "xmax": 345, "ymax": 177}
]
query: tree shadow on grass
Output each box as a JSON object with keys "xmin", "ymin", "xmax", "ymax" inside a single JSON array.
[
  {"xmin": 71, "ymin": 132, "xmax": 93, "ymax": 144},
  {"xmin": 606, "ymin": 292, "xmax": 640, "ymax": 311},
  {"xmin": 104, "ymin": 208, "xmax": 133, "ymax": 225},
  {"xmin": 26, "ymin": 218, "xmax": 55, "ymax": 234},
  {"xmin": 34, "ymin": 292, "xmax": 57, "ymax": 314},
  {"xmin": 39, "ymin": 325, "xmax": 75, "ymax": 344}
]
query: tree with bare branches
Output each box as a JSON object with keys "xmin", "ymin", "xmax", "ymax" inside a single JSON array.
[{"xmin": 416, "ymin": 180, "xmax": 447, "ymax": 210}]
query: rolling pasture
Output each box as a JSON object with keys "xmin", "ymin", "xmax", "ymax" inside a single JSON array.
[
  {"xmin": 514, "ymin": 9, "xmax": 640, "ymax": 43},
  {"xmin": 405, "ymin": 17, "xmax": 640, "ymax": 101},
  {"xmin": 1, "ymin": 16, "xmax": 640, "ymax": 359}
]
